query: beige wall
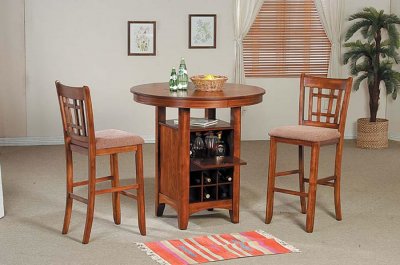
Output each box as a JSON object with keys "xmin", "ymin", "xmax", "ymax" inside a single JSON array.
[
  {"xmin": 0, "ymin": 0, "xmax": 26, "ymax": 137},
  {"xmin": 2, "ymin": 0, "xmax": 398, "ymax": 142},
  {"xmin": 24, "ymin": 0, "xmax": 234, "ymax": 140}
]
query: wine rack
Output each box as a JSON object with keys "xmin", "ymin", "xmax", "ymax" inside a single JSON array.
[{"xmin": 189, "ymin": 168, "xmax": 234, "ymax": 203}]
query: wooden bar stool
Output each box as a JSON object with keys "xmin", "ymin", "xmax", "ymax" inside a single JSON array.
[
  {"xmin": 265, "ymin": 74, "xmax": 352, "ymax": 232},
  {"xmin": 56, "ymin": 81, "xmax": 146, "ymax": 244}
]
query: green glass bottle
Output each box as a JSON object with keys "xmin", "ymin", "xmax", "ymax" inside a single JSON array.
[
  {"xmin": 169, "ymin": 67, "xmax": 177, "ymax": 91},
  {"xmin": 177, "ymin": 58, "xmax": 188, "ymax": 90}
]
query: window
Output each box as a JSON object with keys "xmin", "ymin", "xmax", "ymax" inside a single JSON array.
[{"xmin": 243, "ymin": 0, "xmax": 331, "ymax": 77}]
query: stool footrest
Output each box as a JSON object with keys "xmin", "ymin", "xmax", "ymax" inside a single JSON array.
[
  {"xmin": 274, "ymin": 187, "xmax": 308, "ymax": 197},
  {"xmin": 276, "ymin": 170, "xmax": 300, "ymax": 177},
  {"xmin": 69, "ymin": 193, "xmax": 88, "ymax": 204},
  {"xmin": 303, "ymin": 175, "xmax": 336, "ymax": 186},
  {"xmin": 95, "ymin": 184, "xmax": 139, "ymax": 195},
  {"xmin": 120, "ymin": 190, "xmax": 137, "ymax": 200},
  {"xmin": 73, "ymin": 176, "xmax": 113, "ymax": 187}
]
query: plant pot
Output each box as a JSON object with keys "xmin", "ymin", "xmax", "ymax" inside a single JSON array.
[{"xmin": 356, "ymin": 118, "xmax": 388, "ymax": 149}]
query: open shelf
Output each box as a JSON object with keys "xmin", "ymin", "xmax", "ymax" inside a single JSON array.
[
  {"xmin": 190, "ymin": 156, "xmax": 246, "ymax": 171},
  {"xmin": 161, "ymin": 119, "xmax": 232, "ymax": 131}
]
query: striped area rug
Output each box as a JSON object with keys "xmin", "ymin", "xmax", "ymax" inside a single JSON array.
[{"xmin": 136, "ymin": 230, "xmax": 300, "ymax": 265}]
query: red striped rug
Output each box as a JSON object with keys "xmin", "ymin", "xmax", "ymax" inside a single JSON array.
[{"xmin": 136, "ymin": 230, "xmax": 299, "ymax": 264}]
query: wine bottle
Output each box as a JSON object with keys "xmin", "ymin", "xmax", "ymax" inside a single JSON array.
[
  {"xmin": 203, "ymin": 171, "xmax": 212, "ymax": 183},
  {"xmin": 217, "ymin": 170, "xmax": 232, "ymax": 182},
  {"xmin": 191, "ymin": 176, "xmax": 201, "ymax": 185},
  {"xmin": 219, "ymin": 185, "xmax": 231, "ymax": 199},
  {"xmin": 203, "ymin": 187, "xmax": 215, "ymax": 201},
  {"xmin": 203, "ymin": 191, "xmax": 211, "ymax": 200}
]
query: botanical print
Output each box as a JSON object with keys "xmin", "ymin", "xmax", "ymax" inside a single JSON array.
[
  {"xmin": 191, "ymin": 16, "xmax": 214, "ymax": 47},
  {"xmin": 135, "ymin": 25, "xmax": 151, "ymax": 52},
  {"xmin": 193, "ymin": 19, "xmax": 212, "ymax": 44},
  {"xmin": 129, "ymin": 22, "xmax": 155, "ymax": 55}
]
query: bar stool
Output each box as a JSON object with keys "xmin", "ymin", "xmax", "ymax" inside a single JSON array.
[
  {"xmin": 56, "ymin": 81, "xmax": 146, "ymax": 243},
  {"xmin": 265, "ymin": 74, "xmax": 352, "ymax": 232}
]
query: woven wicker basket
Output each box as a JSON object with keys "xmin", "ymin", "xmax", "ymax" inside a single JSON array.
[
  {"xmin": 190, "ymin": 75, "xmax": 228, "ymax": 92},
  {"xmin": 356, "ymin": 118, "xmax": 388, "ymax": 149}
]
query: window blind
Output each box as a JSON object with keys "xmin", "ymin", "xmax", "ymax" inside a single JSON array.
[{"xmin": 243, "ymin": 0, "xmax": 331, "ymax": 77}]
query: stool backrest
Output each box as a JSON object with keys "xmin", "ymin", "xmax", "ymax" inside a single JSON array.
[
  {"xmin": 55, "ymin": 81, "xmax": 95, "ymax": 148},
  {"xmin": 299, "ymin": 74, "xmax": 353, "ymax": 136}
]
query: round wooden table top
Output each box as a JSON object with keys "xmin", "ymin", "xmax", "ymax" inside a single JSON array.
[{"xmin": 130, "ymin": 82, "xmax": 265, "ymax": 108}]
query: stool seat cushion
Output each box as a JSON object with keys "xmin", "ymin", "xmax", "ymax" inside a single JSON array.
[
  {"xmin": 95, "ymin": 129, "xmax": 144, "ymax": 149},
  {"xmin": 269, "ymin": 125, "xmax": 340, "ymax": 142}
]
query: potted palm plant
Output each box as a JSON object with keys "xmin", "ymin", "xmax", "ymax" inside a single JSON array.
[{"xmin": 344, "ymin": 7, "xmax": 400, "ymax": 148}]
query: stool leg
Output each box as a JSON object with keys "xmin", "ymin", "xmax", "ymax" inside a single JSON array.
[
  {"xmin": 82, "ymin": 155, "xmax": 96, "ymax": 244},
  {"xmin": 266, "ymin": 137, "xmax": 277, "ymax": 224},
  {"xmin": 111, "ymin": 154, "xmax": 121, "ymax": 225},
  {"xmin": 136, "ymin": 145, "xmax": 146, "ymax": 236},
  {"xmin": 306, "ymin": 144, "xmax": 320, "ymax": 233},
  {"xmin": 62, "ymin": 148, "xmax": 73, "ymax": 234},
  {"xmin": 334, "ymin": 142, "xmax": 343, "ymax": 221},
  {"xmin": 298, "ymin": 145, "xmax": 306, "ymax": 214}
]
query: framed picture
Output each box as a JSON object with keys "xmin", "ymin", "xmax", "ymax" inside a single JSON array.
[
  {"xmin": 189, "ymin": 14, "xmax": 216, "ymax": 49},
  {"xmin": 128, "ymin": 21, "xmax": 156, "ymax": 56}
]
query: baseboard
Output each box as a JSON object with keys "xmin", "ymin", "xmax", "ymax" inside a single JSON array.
[
  {"xmin": 345, "ymin": 134, "xmax": 400, "ymax": 141},
  {"xmin": 0, "ymin": 134, "xmax": 396, "ymax": 146},
  {"xmin": 389, "ymin": 133, "xmax": 400, "ymax": 141},
  {"xmin": 0, "ymin": 136, "xmax": 64, "ymax": 146},
  {"xmin": 344, "ymin": 134, "xmax": 356, "ymax": 140},
  {"xmin": 0, "ymin": 135, "xmax": 156, "ymax": 146}
]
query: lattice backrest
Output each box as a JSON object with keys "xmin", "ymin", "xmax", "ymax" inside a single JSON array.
[
  {"xmin": 299, "ymin": 74, "xmax": 352, "ymax": 134},
  {"xmin": 56, "ymin": 81, "xmax": 95, "ymax": 146}
]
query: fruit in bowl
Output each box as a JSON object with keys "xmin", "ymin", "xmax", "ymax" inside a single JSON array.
[
  {"xmin": 204, "ymin": 74, "xmax": 216, "ymax": 80},
  {"xmin": 190, "ymin": 75, "xmax": 228, "ymax": 92}
]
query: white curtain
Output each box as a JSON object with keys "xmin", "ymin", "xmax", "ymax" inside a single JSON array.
[
  {"xmin": 314, "ymin": 0, "xmax": 345, "ymax": 78},
  {"xmin": 234, "ymin": 0, "xmax": 264, "ymax": 84}
]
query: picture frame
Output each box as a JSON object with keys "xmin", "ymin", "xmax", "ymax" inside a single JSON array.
[
  {"xmin": 128, "ymin": 21, "xmax": 156, "ymax": 56},
  {"xmin": 189, "ymin": 14, "xmax": 216, "ymax": 49}
]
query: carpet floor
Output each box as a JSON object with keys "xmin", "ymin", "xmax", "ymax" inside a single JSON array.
[{"xmin": 0, "ymin": 140, "xmax": 399, "ymax": 265}]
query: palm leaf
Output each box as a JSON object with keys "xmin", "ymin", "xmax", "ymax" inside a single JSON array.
[
  {"xmin": 386, "ymin": 24, "xmax": 400, "ymax": 49},
  {"xmin": 345, "ymin": 20, "xmax": 372, "ymax": 41},
  {"xmin": 343, "ymin": 41, "xmax": 373, "ymax": 64},
  {"xmin": 353, "ymin": 73, "xmax": 369, "ymax": 91},
  {"xmin": 384, "ymin": 14, "xmax": 400, "ymax": 25},
  {"xmin": 349, "ymin": 7, "xmax": 378, "ymax": 22},
  {"xmin": 368, "ymin": 7, "xmax": 380, "ymax": 18}
]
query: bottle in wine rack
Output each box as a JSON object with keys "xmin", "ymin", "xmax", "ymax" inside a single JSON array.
[
  {"xmin": 203, "ymin": 171, "xmax": 213, "ymax": 184},
  {"xmin": 191, "ymin": 176, "xmax": 201, "ymax": 185},
  {"xmin": 203, "ymin": 187, "xmax": 215, "ymax": 201},
  {"xmin": 203, "ymin": 191, "xmax": 212, "ymax": 200},
  {"xmin": 217, "ymin": 170, "xmax": 232, "ymax": 182},
  {"xmin": 218, "ymin": 185, "xmax": 231, "ymax": 200},
  {"xmin": 190, "ymin": 172, "xmax": 202, "ymax": 186}
]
